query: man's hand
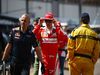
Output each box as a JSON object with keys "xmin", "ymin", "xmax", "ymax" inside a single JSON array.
[
  {"xmin": 52, "ymin": 18, "xmax": 57, "ymax": 24},
  {"xmin": 2, "ymin": 43, "xmax": 12, "ymax": 61},
  {"xmin": 38, "ymin": 18, "xmax": 44, "ymax": 26},
  {"xmin": 41, "ymin": 63, "xmax": 45, "ymax": 74},
  {"xmin": 53, "ymin": 18, "xmax": 61, "ymax": 27}
]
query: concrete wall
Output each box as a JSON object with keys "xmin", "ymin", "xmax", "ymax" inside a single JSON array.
[
  {"xmin": 82, "ymin": 5, "xmax": 100, "ymax": 24},
  {"xmin": 2, "ymin": 0, "xmax": 26, "ymax": 17},
  {"xmin": 29, "ymin": 1, "xmax": 51, "ymax": 18},
  {"xmin": 59, "ymin": 4, "xmax": 79, "ymax": 23},
  {"xmin": 1, "ymin": 0, "xmax": 100, "ymax": 24}
]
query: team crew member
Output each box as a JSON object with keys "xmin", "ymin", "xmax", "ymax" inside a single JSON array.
[
  {"xmin": 33, "ymin": 12, "xmax": 65, "ymax": 75},
  {"xmin": 2, "ymin": 14, "xmax": 43, "ymax": 75},
  {"xmin": 33, "ymin": 17, "xmax": 40, "ymax": 75},
  {"xmin": 58, "ymin": 30, "xmax": 68, "ymax": 75},
  {"xmin": 67, "ymin": 12, "xmax": 100, "ymax": 75}
]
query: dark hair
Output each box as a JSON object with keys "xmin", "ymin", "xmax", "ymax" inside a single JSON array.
[
  {"xmin": 81, "ymin": 13, "xmax": 90, "ymax": 24},
  {"xmin": 34, "ymin": 17, "xmax": 40, "ymax": 23}
]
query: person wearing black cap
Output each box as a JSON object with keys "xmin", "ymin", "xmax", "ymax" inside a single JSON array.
[
  {"xmin": 67, "ymin": 12, "xmax": 100, "ymax": 75},
  {"xmin": 32, "ymin": 17, "xmax": 40, "ymax": 75}
]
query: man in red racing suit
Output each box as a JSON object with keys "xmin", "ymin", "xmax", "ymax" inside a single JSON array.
[{"xmin": 33, "ymin": 12, "xmax": 65, "ymax": 75}]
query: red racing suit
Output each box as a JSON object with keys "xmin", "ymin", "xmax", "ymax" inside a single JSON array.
[
  {"xmin": 58, "ymin": 32, "xmax": 68, "ymax": 56},
  {"xmin": 33, "ymin": 24, "xmax": 65, "ymax": 75}
]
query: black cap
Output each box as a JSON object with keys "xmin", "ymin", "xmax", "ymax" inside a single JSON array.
[{"xmin": 81, "ymin": 13, "xmax": 90, "ymax": 24}]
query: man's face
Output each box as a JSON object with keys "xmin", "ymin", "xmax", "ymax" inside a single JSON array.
[
  {"xmin": 20, "ymin": 16, "xmax": 30, "ymax": 26},
  {"xmin": 33, "ymin": 21, "xmax": 38, "ymax": 26},
  {"xmin": 45, "ymin": 20, "xmax": 53, "ymax": 29},
  {"xmin": 45, "ymin": 20, "xmax": 52, "ymax": 25},
  {"xmin": 19, "ymin": 15, "xmax": 30, "ymax": 29}
]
